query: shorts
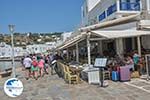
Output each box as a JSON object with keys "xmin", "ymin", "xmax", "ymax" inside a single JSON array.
[
  {"xmin": 38, "ymin": 66, "xmax": 44, "ymax": 70},
  {"xmin": 44, "ymin": 64, "xmax": 49, "ymax": 68},
  {"xmin": 25, "ymin": 67, "xmax": 31, "ymax": 70},
  {"xmin": 31, "ymin": 66, "xmax": 39, "ymax": 71}
]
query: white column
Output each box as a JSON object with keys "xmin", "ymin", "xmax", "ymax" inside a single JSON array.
[
  {"xmin": 98, "ymin": 41, "xmax": 103, "ymax": 55},
  {"xmin": 116, "ymin": 0, "xmax": 120, "ymax": 12},
  {"xmin": 87, "ymin": 34, "xmax": 91, "ymax": 65},
  {"xmin": 66, "ymin": 48, "xmax": 69, "ymax": 60},
  {"xmin": 137, "ymin": 36, "xmax": 141, "ymax": 56},
  {"xmin": 116, "ymin": 38, "xmax": 124, "ymax": 57},
  {"xmin": 76, "ymin": 43, "xmax": 79, "ymax": 62}
]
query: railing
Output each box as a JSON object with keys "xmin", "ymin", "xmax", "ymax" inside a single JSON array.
[{"xmin": 120, "ymin": 2, "xmax": 140, "ymax": 11}]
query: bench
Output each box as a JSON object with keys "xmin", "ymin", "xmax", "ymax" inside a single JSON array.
[{"xmin": 0, "ymin": 68, "xmax": 12, "ymax": 78}]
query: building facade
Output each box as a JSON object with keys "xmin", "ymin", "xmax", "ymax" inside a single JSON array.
[
  {"xmin": 81, "ymin": 0, "xmax": 150, "ymax": 26},
  {"xmin": 57, "ymin": 0, "xmax": 150, "ymax": 65}
]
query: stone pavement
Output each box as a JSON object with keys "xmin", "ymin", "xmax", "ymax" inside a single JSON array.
[
  {"xmin": 125, "ymin": 78, "xmax": 150, "ymax": 93},
  {"xmin": 0, "ymin": 69, "xmax": 150, "ymax": 100}
]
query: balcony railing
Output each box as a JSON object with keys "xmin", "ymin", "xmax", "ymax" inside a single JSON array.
[{"xmin": 120, "ymin": 2, "xmax": 140, "ymax": 11}]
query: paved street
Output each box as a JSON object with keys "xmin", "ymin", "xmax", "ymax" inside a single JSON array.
[{"xmin": 0, "ymin": 68, "xmax": 150, "ymax": 100}]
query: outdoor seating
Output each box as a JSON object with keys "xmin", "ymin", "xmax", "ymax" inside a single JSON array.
[
  {"xmin": 65, "ymin": 65, "xmax": 79, "ymax": 84},
  {"xmin": 57, "ymin": 61, "xmax": 79, "ymax": 84},
  {"xmin": 103, "ymin": 70, "xmax": 110, "ymax": 80},
  {"xmin": 60, "ymin": 63, "xmax": 69, "ymax": 81}
]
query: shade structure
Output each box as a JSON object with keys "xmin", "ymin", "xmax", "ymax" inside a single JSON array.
[
  {"xmin": 57, "ymin": 32, "xmax": 86, "ymax": 50},
  {"xmin": 90, "ymin": 30, "xmax": 150, "ymax": 39},
  {"xmin": 79, "ymin": 14, "xmax": 139, "ymax": 32}
]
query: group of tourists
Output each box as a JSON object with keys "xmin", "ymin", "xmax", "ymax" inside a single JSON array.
[
  {"xmin": 108, "ymin": 51, "xmax": 146, "ymax": 76},
  {"xmin": 22, "ymin": 53, "xmax": 57, "ymax": 80}
]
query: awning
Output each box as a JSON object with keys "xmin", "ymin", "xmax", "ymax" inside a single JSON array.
[
  {"xmin": 139, "ymin": 20, "xmax": 150, "ymax": 29},
  {"xmin": 79, "ymin": 14, "xmax": 140, "ymax": 32},
  {"xmin": 90, "ymin": 30, "xmax": 150, "ymax": 39},
  {"xmin": 57, "ymin": 32, "xmax": 87, "ymax": 50}
]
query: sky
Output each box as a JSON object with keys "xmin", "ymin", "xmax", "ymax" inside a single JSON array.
[{"xmin": 0, "ymin": 0, "xmax": 84, "ymax": 34}]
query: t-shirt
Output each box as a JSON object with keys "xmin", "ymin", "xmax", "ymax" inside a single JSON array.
[
  {"xmin": 133, "ymin": 54, "xmax": 140, "ymax": 65},
  {"xmin": 32, "ymin": 60, "xmax": 38, "ymax": 67},
  {"xmin": 23, "ymin": 57, "xmax": 32, "ymax": 68},
  {"xmin": 38, "ymin": 59, "xmax": 45, "ymax": 68}
]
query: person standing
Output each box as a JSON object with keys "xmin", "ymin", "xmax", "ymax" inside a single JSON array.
[
  {"xmin": 125, "ymin": 56, "xmax": 134, "ymax": 71},
  {"xmin": 31, "ymin": 56, "xmax": 39, "ymax": 80},
  {"xmin": 44, "ymin": 55, "xmax": 49, "ymax": 75},
  {"xmin": 37, "ymin": 55, "xmax": 45, "ymax": 77},
  {"xmin": 133, "ymin": 51, "xmax": 140, "ymax": 71},
  {"xmin": 23, "ymin": 55, "xmax": 32, "ymax": 80}
]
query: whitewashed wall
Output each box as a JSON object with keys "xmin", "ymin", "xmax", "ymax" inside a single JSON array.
[
  {"xmin": 88, "ymin": 0, "xmax": 116, "ymax": 25},
  {"xmin": 0, "ymin": 43, "xmax": 24, "ymax": 58},
  {"xmin": 26, "ymin": 44, "xmax": 54, "ymax": 54},
  {"xmin": 102, "ymin": 22, "xmax": 137, "ymax": 30},
  {"xmin": 87, "ymin": 0, "xmax": 101, "ymax": 12}
]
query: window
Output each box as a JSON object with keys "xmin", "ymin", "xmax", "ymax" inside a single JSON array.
[
  {"xmin": 120, "ymin": 0, "xmax": 140, "ymax": 11},
  {"xmin": 99, "ymin": 11, "xmax": 106, "ymax": 21},
  {"xmin": 107, "ymin": 4, "xmax": 117, "ymax": 16}
]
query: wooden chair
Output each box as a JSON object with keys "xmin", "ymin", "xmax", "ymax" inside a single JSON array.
[
  {"xmin": 62, "ymin": 64, "xmax": 69, "ymax": 81},
  {"xmin": 65, "ymin": 65, "xmax": 79, "ymax": 84},
  {"xmin": 103, "ymin": 70, "xmax": 110, "ymax": 80}
]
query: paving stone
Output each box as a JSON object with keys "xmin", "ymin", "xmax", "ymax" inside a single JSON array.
[
  {"xmin": 1, "ymin": 68, "xmax": 150, "ymax": 100},
  {"xmin": 143, "ymin": 86, "xmax": 150, "ymax": 90},
  {"xmin": 131, "ymin": 81, "xmax": 150, "ymax": 86}
]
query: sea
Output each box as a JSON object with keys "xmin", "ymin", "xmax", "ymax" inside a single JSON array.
[{"xmin": 0, "ymin": 61, "xmax": 22, "ymax": 71}]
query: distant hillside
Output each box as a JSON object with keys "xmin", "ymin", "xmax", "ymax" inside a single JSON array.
[{"xmin": 1, "ymin": 32, "xmax": 63, "ymax": 46}]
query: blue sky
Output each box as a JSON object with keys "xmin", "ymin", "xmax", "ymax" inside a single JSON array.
[{"xmin": 0, "ymin": 0, "xmax": 84, "ymax": 34}]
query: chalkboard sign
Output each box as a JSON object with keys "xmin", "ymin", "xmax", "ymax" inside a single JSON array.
[{"xmin": 94, "ymin": 58, "xmax": 107, "ymax": 68}]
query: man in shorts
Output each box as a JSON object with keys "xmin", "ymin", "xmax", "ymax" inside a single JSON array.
[{"xmin": 23, "ymin": 55, "xmax": 32, "ymax": 80}]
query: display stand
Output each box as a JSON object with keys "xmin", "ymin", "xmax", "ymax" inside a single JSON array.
[{"xmin": 94, "ymin": 58, "xmax": 107, "ymax": 87}]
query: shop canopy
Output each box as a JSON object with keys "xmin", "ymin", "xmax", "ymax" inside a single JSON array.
[
  {"xmin": 90, "ymin": 30, "xmax": 150, "ymax": 40},
  {"xmin": 79, "ymin": 14, "xmax": 139, "ymax": 32},
  {"xmin": 57, "ymin": 32, "xmax": 87, "ymax": 50},
  {"xmin": 139, "ymin": 20, "xmax": 150, "ymax": 29}
]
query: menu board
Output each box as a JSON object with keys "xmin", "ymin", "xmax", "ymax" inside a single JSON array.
[{"xmin": 94, "ymin": 58, "xmax": 107, "ymax": 68}]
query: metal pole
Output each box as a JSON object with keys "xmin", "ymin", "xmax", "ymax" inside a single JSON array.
[
  {"xmin": 9, "ymin": 25, "xmax": 16, "ymax": 78},
  {"xmin": 11, "ymin": 31, "xmax": 15, "ymax": 78}
]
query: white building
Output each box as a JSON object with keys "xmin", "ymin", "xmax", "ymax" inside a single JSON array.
[
  {"xmin": 57, "ymin": 0, "xmax": 150, "ymax": 65},
  {"xmin": 81, "ymin": 0, "xmax": 150, "ymax": 26},
  {"xmin": 26, "ymin": 44, "xmax": 54, "ymax": 54},
  {"xmin": 0, "ymin": 42, "xmax": 25, "ymax": 58},
  {"xmin": 80, "ymin": 0, "xmax": 150, "ymax": 56},
  {"xmin": 61, "ymin": 32, "xmax": 72, "ymax": 42}
]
